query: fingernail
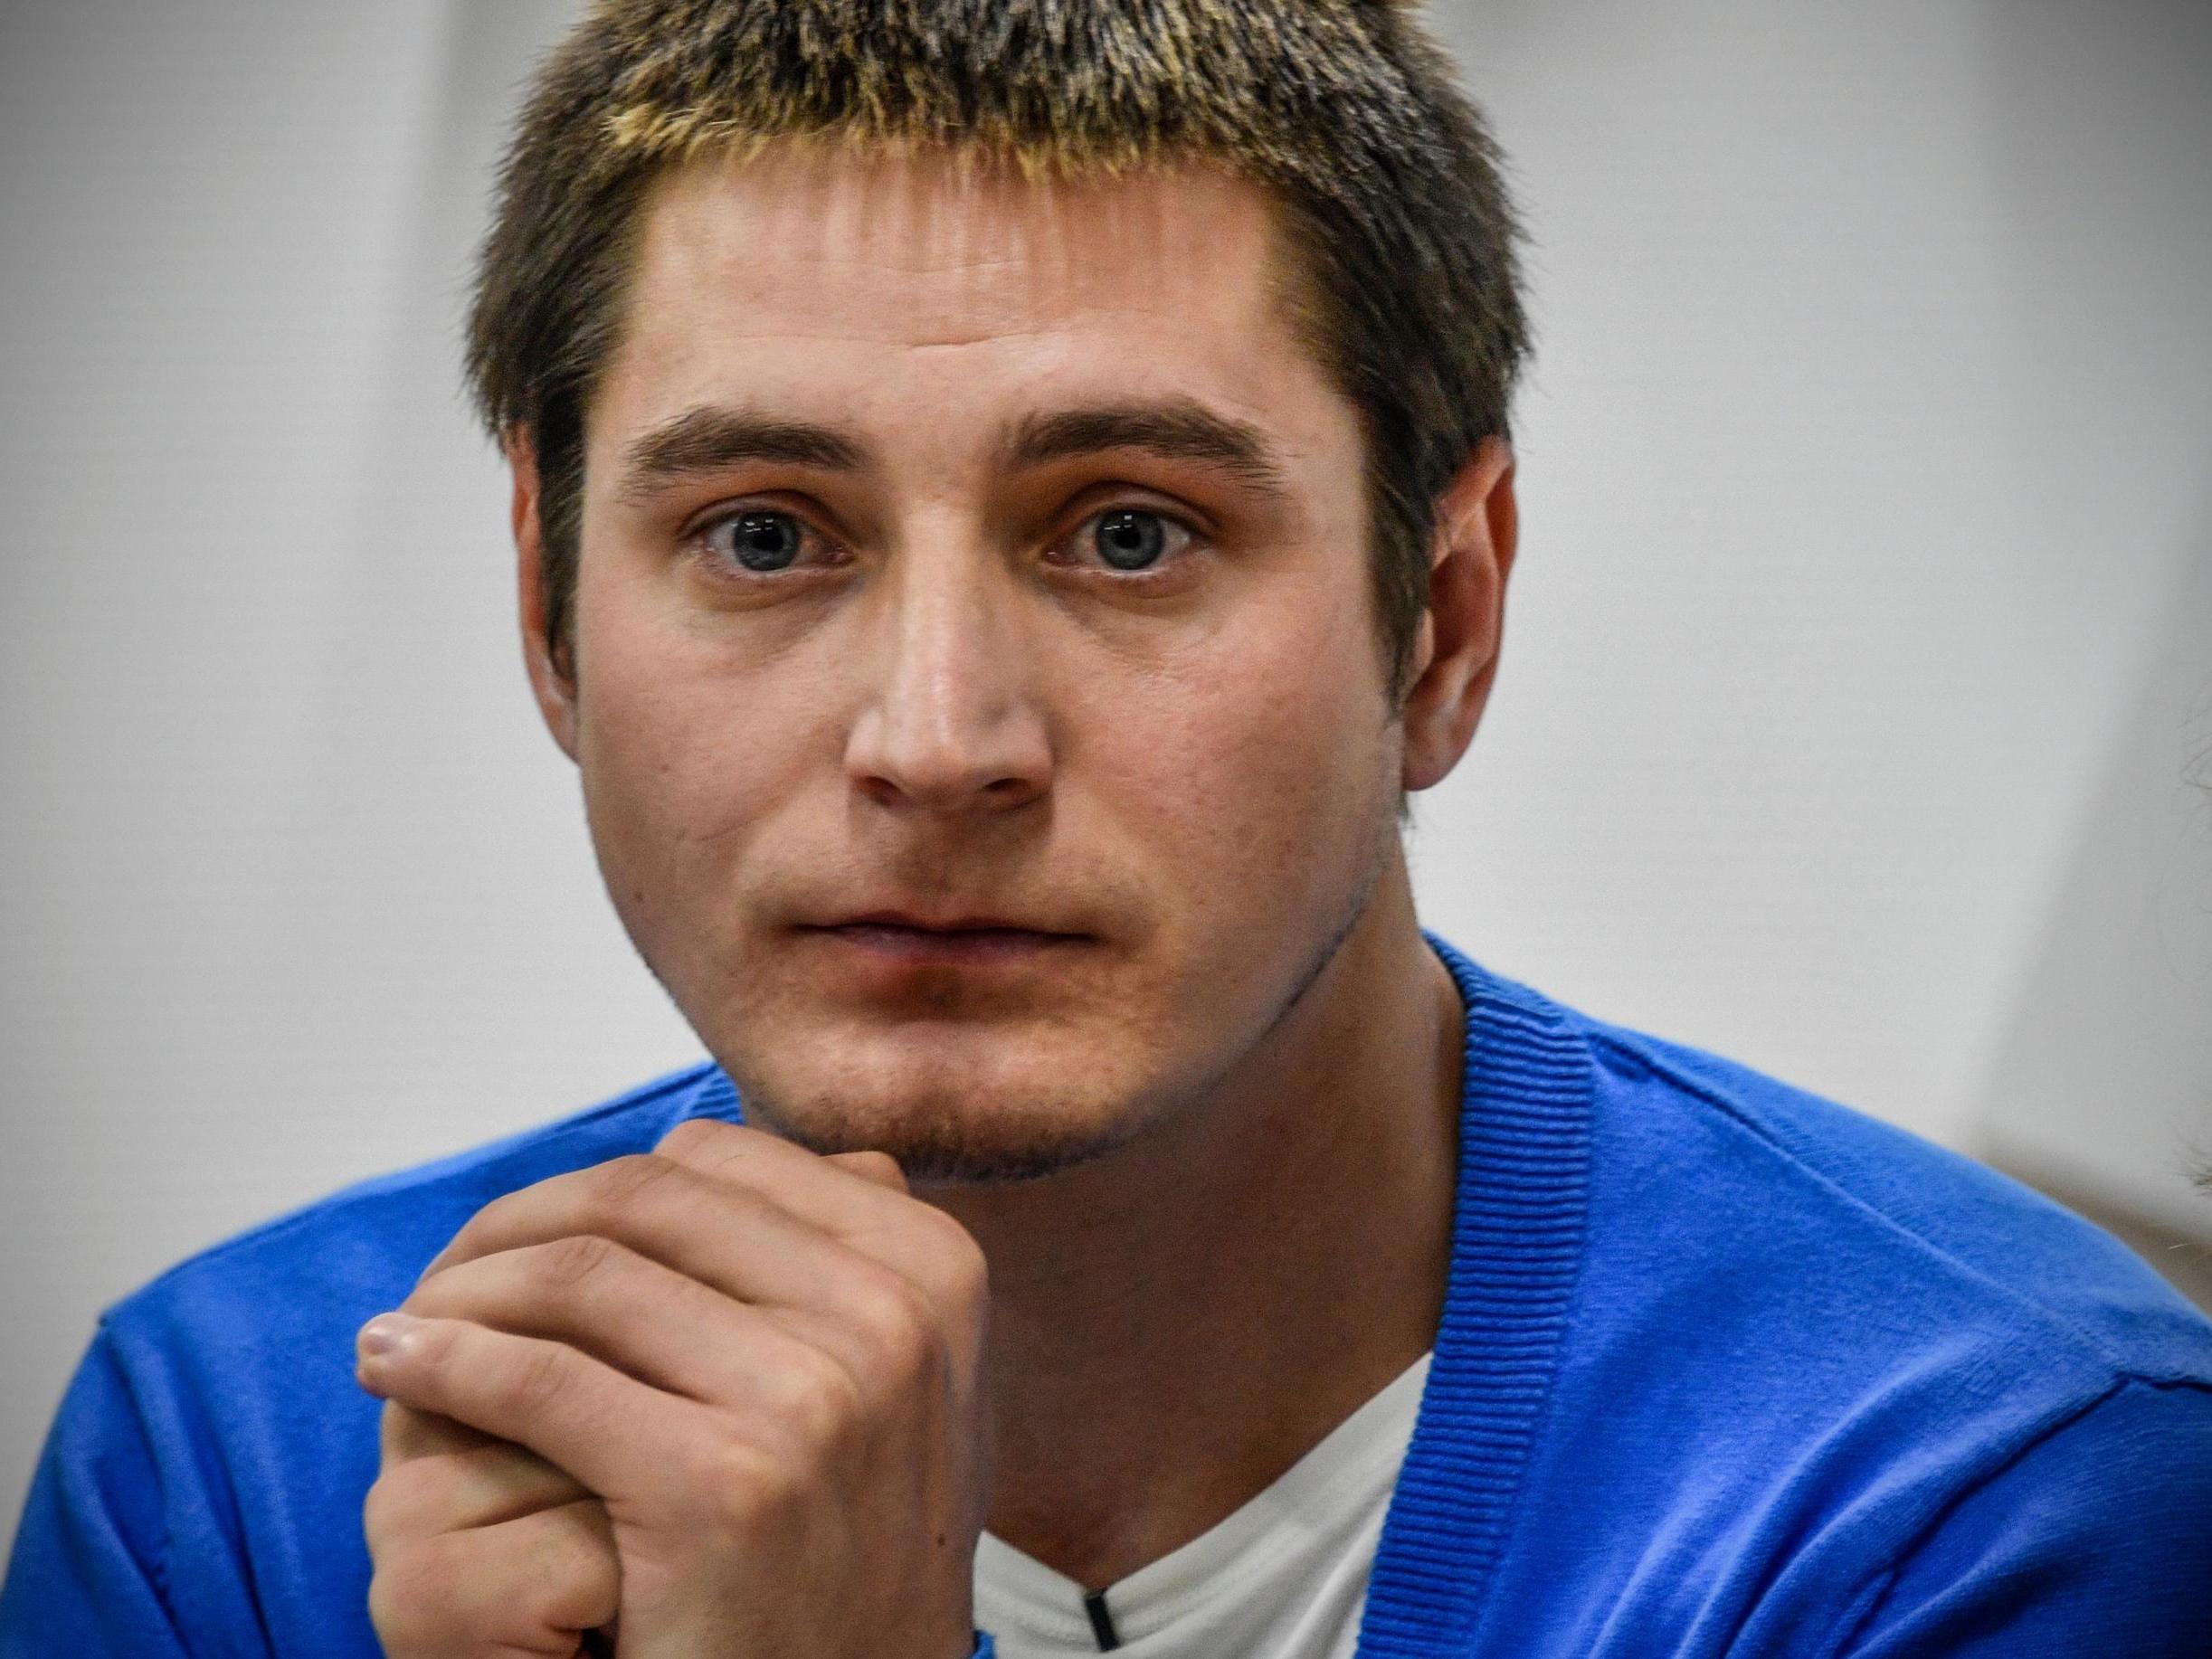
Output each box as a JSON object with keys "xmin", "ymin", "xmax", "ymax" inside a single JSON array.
[{"xmin": 356, "ymin": 1313, "xmax": 421, "ymax": 1360}]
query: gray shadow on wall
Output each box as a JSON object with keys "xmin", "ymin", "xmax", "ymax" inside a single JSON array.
[
  {"xmin": 1958, "ymin": 0, "xmax": 2212, "ymax": 1296},
  {"xmin": 1969, "ymin": 529, "xmax": 2212, "ymax": 1301}
]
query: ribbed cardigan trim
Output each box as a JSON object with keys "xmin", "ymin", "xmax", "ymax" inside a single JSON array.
[
  {"xmin": 1351, "ymin": 935, "xmax": 1597, "ymax": 1657},
  {"xmin": 683, "ymin": 935, "xmax": 1595, "ymax": 1657}
]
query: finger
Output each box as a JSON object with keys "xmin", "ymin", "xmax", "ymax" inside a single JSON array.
[
  {"xmin": 356, "ymin": 1313, "xmax": 725, "ymax": 1508},
  {"xmin": 380, "ymin": 1398, "xmax": 502, "ymax": 1466},
  {"xmin": 401, "ymin": 1236, "xmax": 836, "ymax": 1409},
  {"xmin": 658, "ymin": 1120, "xmax": 987, "ymax": 1319},
  {"xmin": 419, "ymin": 1154, "xmax": 830, "ymax": 1294},
  {"xmin": 656, "ymin": 1119, "xmax": 921, "ymax": 1237},
  {"xmin": 411, "ymin": 1154, "xmax": 926, "ymax": 1326},
  {"xmin": 366, "ymin": 1429, "xmax": 593, "ymax": 1553},
  {"xmin": 368, "ymin": 1497, "xmax": 617, "ymax": 1654},
  {"xmin": 823, "ymin": 1148, "xmax": 910, "ymax": 1195}
]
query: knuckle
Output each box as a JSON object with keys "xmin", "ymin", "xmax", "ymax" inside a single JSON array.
[
  {"xmin": 495, "ymin": 1341, "xmax": 573, "ymax": 1417},
  {"xmin": 528, "ymin": 1506, "xmax": 622, "ymax": 1628},
  {"xmin": 925, "ymin": 1214, "xmax": 991, "ymax": 1304},
  {"xmin": 361, "ymin": 1461, "xmax": 437, "ymax": 1553},
  {"xmin": 366, "ymin": 1534, "xmax": 463, "ymax": 1644},
  {"xmin": 847, "ymin": 1266, "xmax": 940, "ymax": 1375},
  {"xmin": 698, "ymin": 1428, "xmax": 803, "ymax": 1527},
  {"xmin": 418, "ymin": 1213, "xmax": 493, "ymax": 1284},
  {"xmin": 764, "ymin": 1345, "xmax": 869, "ymax": 1450},
  {"xmin": 655, "ymin": 1116, "xmax": 731, "ymax": 1160},
  {"xmin": 834, "ymin": 1149, "xmax": 909, "ymax": 1192},
  {"xmin": 403, "ymin": 1265, "xmax": 486, "ymax": 1323},
  {"xmin": 584, "ymin": 1151, "xmax": 681, "ymax": 1212},
  {"xmin": 536, "ymin": 1231, "xmax": 618, "ymax": 1289},
  {"xmin": 419, "ymin": 1180, "xmax": 541, "ymax": 1281}
]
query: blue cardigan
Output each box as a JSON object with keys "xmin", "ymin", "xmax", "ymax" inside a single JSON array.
[{"xmin": 6, "ymin": 938, "xmax": 2210, "ymax": 1655}]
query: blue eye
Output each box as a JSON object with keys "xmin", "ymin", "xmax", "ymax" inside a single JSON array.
[
  {"xmin": 705, "ymin": 508, "xmax": 809, "ymax": 573},
  {"xmin": 1087, "ymin": 509, "xmax": 1188, "ymax": 572}
]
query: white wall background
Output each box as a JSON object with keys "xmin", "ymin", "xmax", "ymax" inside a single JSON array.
[{"xmin": 4, "ymin": 0, "xmax": 2207, "ymax": 1557}]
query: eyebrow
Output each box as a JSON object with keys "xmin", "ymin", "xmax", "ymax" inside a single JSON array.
[
  {"xmin": 998, "ymin": 401, "xmax": 1291, "ymax": 500},
  {"xmin": 614, "ymin": 397, "xmax": 1292, "ymax": 506},
  {"xmin": 617, "ymin": 407, "xmax": 870, "ymax": 503}
]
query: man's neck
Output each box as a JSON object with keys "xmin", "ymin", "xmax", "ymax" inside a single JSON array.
[{"xmin": 934, "ymin": 860, "xmax": 1465, "ymax": 1591}]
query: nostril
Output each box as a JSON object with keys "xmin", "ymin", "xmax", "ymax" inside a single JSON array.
[{"xmin": 844, "ymin": 703, "xmax": 1052, "ymax": 813}]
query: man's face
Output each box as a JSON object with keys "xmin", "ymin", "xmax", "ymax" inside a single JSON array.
[{"xmin": 551, "ymin": 141, "xmax": 1406, "ymax": 1182}]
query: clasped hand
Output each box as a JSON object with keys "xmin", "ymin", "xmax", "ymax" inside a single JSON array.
[{"xmin": 354, "ymin": 1118, "xmax": 992, "ymax": 1658}]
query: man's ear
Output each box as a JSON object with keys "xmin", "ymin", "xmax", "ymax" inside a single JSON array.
[
  {"xmin": 508, "ymin": 430, "xmax": 580, "ymax": 763},
  {"xmin": 1399, "ymin": 434, "xmax": 1518, "ymax": 792}
]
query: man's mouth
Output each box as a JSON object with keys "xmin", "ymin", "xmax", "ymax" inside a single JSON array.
[{"xmin": 799, "ymin": 913, "xmax": 1093, "ymax": 966}]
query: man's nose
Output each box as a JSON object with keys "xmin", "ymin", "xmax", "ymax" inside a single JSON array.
[{"xmin": 841, "ymin": 548, "xmax": 1052, "ymax": 816}]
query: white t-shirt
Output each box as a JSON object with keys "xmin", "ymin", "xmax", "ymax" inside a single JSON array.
[{"xmin": 974, "ymin": 1351, "xmax": 1432, "ymax": 1658}]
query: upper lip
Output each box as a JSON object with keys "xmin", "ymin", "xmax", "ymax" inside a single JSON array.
[{"xmin": 810, "ymin": 910, "xmax": 1082, "ymax": 936}]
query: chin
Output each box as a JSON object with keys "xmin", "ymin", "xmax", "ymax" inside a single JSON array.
[{"xmin": 724, "ymin": 1035, "xmax": 1163, "ymax": 1187}]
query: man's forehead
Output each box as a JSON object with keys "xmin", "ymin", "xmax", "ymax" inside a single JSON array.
[
  {"xmin": 621, "ymin": 137, "xmax": 1297, "ymax": 346},
  {"xmin": 589, "ymin": 137, "xmax": 1346, "ymax": 473}
]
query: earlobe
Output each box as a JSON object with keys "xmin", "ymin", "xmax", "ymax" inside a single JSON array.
[
  {"xmin": 1398, "ymin": 435, "xmax": 1517, "ymax": 793},
  {"xmin": 508, "ymin": 430, "xmax": 581, "ymax": 763}
]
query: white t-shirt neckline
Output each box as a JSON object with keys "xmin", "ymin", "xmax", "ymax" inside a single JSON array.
[{"xmin": 973, "ymin": 1349, "xmax": 1433, "ymax": 1655}]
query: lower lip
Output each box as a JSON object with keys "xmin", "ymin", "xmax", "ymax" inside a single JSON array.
[{"xmin": 803, "ymin": 924, "xmax": 1088, "ymax": 966}]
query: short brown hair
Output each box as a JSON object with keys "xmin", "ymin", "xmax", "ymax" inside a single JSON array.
[{"xmin": 466, "ymin": 0, "xmax": 1529, "ymax": 697}]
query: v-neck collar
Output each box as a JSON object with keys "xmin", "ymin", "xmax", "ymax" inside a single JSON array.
[{"xmin": 1352, "ymin": 936, "xmax": 1596, "ymax": 1656}]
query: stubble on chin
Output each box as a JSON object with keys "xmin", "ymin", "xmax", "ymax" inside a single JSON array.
[{"xmin": 727, "ymin": 1072, "xmax": 1157, "ymax": 1187}]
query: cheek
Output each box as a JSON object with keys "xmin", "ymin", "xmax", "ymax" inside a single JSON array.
[
  {"xmin": 569, "ymin": 578, "xmax": 824, "ymax": 932},
  {"xmin": 1097, "ymin": 603, "xmax": 1395, "ymax": 923}
]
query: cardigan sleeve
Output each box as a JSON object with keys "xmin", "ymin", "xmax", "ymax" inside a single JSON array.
[
  {"xmin": 1831, "ymin": 1377, "xmax": 2212, "ymax": 1658},
  {"xmin": 0, "ymin": 1326, "xmax": 199, "ymax": 1657}
]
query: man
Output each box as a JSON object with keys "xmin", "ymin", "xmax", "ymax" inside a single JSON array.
[{"xmin": 4, "ymin": 0, "xmax": 2208, "ymax": 1654}]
